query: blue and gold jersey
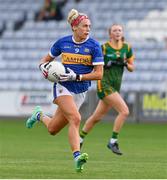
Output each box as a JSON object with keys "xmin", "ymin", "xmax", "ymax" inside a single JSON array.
[{"xmin": 49, "ymin": 35, "xmax": 104, "ymax": 94}]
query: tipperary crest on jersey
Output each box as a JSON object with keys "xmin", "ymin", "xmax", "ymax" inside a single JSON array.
[{"xmin": 84, "ymin": 48, "xmax": 90, "ymax": 53}]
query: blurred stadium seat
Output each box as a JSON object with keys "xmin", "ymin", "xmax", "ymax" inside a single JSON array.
[{"xmin": 0, "ymin": 0, "xmax": 167, "ymax": 92}]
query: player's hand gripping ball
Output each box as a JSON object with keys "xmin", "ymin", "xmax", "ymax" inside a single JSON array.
[{"xmin": 39, "ymin": 61, "xmax": 65, "ymax": 82}]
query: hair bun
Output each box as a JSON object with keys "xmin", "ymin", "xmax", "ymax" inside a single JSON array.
[{"xmin": 67, "ymin": 9, "xmax": 79, "ymax": 25}]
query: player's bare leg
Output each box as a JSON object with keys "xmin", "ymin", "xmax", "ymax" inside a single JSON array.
[
  {"xmin": 26, "ymin": 95, "xmax": 88, "ymax": 172},
  {"xmin": 105, "ymin": 92, "xmax": 129, "ymax": 155},
  {"xmin": 54, "ymin": 96, "xmax": 88, "ymax": 172},
  {"xmin": 80, "ymin": 100, "xmax": 110, "ymax": 147}
]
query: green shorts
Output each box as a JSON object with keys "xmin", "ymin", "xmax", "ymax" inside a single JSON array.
[{"xmin": 97, "ymin": 80, "xmax": 121, "ymax": 99}]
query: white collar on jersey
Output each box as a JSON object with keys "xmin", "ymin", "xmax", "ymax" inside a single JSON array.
[{"xmin": 72, "ymin": 36, "xmax": 89, "ymax": 44}]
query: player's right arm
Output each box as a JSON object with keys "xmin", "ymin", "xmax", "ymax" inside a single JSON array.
[
  {"xmin": 39, "ymin": 38, "xmax": 61, "ymax": 78},
  {"xmin": 39, "ymin": 54, "xmax": 54, "ymax": 65},
  {"xmin": 40, "ymin": 37, "xmax": 62, "ymax": 65}
]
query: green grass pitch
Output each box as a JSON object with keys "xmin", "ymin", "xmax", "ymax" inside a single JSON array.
[{"xmin": 0, "ymin": 119, "xmax": 167, "ymax": 179}]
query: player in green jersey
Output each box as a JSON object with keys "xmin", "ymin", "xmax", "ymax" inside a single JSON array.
[{"xmin": 80, "ymin": 24, "xmax": 135, "ymax": 155}]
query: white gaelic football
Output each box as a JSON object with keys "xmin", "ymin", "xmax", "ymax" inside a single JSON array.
[{"xmin": 46, "ymin": 61, "xmax": 65, "ymax": 82}]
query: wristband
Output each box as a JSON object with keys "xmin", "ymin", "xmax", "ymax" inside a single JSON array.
[
  {"xmin": 76, "ymin": 74, "xmax": 82, "ymax": 81},
  {"xmin": 39, "ymin": 62, "xmax": 50, "ymax": 70},
  {"xmin": 124, "ymin": 62, "xmax": 128, "ymax": 67}
]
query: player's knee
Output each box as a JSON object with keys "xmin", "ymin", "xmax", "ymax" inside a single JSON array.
[
  {"xmin": 121, "ymin": 107, "xmax": 129, "ymax": 118},
  {"xmin": 70, "ymin": 113, "xmax": 81, "ymax": 127},
  {"xmin": 48, "ymin": 127, "xmax": 57, "ymax": 136}
]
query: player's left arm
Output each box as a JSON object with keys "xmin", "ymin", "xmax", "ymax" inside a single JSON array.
[
  {"xmin": 59, "ymin": 64, "xmax": 103, "ymax": 82},
  {"xmin": 126, "ymin": 56, "xmax": 135, "ymax": 72},
  {"xmin": 126, "ymin": 43, "xmax": 135, "ymax": 72},
  {"xmin": 81, "ymin": 64, "xmax": 103, "ymax": 81}
]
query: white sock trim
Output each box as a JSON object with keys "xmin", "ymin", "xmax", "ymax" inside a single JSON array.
[
  {"xmin": 80, "ymin": 137, "xmax": 84, "ymax": 143},
  {"xmin": 110, "ymin": 138, "xmax": 117, "ymax": 144}
]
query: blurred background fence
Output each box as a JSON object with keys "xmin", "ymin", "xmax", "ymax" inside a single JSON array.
[{"xmin": 0, "ymin": 0, "xmax": 167, "ymax": 122}]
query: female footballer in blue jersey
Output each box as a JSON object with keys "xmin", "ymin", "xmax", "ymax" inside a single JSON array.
[{"xmin": 26, "ymin": 9, "xmax": 104, "ymax": 172}]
